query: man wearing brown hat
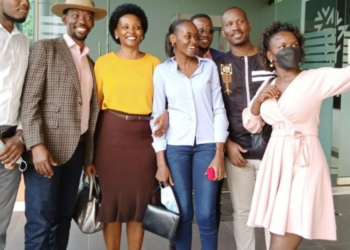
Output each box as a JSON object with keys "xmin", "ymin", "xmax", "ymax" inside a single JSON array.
[{"xmin": 20, "ymin": 0, "xmax": 106, "ymax": 249}]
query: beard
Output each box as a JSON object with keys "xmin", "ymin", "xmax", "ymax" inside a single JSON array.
[
  {"xmin": 72, "ymin": 31, "xmax": 87, "ymax": 41},
  {"xmin": 3, "ymin": 11, "xmax": 27, "ymax": 23}
]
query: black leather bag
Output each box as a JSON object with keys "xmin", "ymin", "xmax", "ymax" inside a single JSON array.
[
  {"xmin": 250, "ymin": 77, "xmax": 275, "ymax": 159},
  {"xmin": 142, "ymin": 185, "xmax": 180, "ymax": 240}
]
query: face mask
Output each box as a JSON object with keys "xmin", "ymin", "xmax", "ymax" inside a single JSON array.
[{"xmin": 275, "ymin": 47, "xmax": 301, "ymax": 70}]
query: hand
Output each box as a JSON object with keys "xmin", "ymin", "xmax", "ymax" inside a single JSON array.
[
  {"xmin": 0, "ymin": 135, "xmax": 25, "ymax": 169},
  {"xmin": 225, "ymin": 139, "xmax": 248, "ymax": 168},
  {"xmin": 84, "ymin": 164, "xmax": 97, "ymax": 178},
  {"xmin": 31, "ymin": 144, "xmax": 57, "ymax": 178},
  {"xmin": 208, "ymin": 151, "xmax": 225, "ymax": 181},
  {"xmin": 256, "ymin": 85, "xmax": 280, "ymax": 104},
  {"xmin": 156, "ymin": 164, "xmax": 174, "ymax": 186},
  {"xmin": 153, "ymin": 111, "xmax": 169, "ymax": 137}
]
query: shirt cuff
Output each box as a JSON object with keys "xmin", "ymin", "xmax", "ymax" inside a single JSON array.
[
  {"xmin": 16, "ymin": 121, "xmax": 23, "ymax": 130},
  {"xmin": 247, "ymin": 109, "xmax": 262, "ymax": 122},
  {"xmin": 152, "ymin": 140, "xmax": 167, "ymax": 153},
  {"xmin": 215, "ymin": 130, "xmax": 229, "ymax": 143}
]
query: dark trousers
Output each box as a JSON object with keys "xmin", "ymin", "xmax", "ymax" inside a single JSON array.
[{"xmin": 24, "ymin": 142, "xmax": 84, "ymax": 250}]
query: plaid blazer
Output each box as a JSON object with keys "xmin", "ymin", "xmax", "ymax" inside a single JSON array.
[{"xmin": 21, "ymin": 37, "xmax": 99, "ymax": 166}]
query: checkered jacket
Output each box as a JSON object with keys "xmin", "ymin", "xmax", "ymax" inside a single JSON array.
[{"xmin": 21, "ymin": 37, "xmax": 99, "ymax": 166}]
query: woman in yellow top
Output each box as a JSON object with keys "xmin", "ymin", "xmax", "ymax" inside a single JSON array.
[{"xmin": 86, "ymin": 4, "xmax": 161, "ymax": 250}]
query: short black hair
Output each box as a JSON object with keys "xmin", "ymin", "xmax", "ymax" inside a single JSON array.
[
  {"xmin": 259, "ymin": 21, "xmax": 305, "ymax": 71},
  {"xmin": 190, "ymin": 14, "xmax": 212, "ymax": 22},
  {"xmin": 109, "ymin": 3, "xmax": 148, "ymax": 45},
  {"xmin": 222, "ymin": 7, "xmax": 248, "ymax": 21}
]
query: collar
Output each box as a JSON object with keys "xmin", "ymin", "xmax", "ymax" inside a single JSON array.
[
  {"xmin": 63, "ymin": 33, "xmax": 89, "ymax": 56},
  {"xmin": 165, "ymin": 56, "xmax": 206, "ymax": 76},
  {"xmin": 0, "ymin": 22, "xmax": 21, "ymax": 36}
]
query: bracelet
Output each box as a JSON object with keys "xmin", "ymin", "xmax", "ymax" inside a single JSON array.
[
  {"xmin": 215, "ymin": 147, "xmax": 225, "ymax": 152},
  {"xmin": 16, "ymin": 134, "xmax": 24, "ymax": 143}
]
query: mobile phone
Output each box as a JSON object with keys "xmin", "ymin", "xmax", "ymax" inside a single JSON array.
[{"xmin": 207, "ymin": 167, "xmax": 216, "ymax": 181}]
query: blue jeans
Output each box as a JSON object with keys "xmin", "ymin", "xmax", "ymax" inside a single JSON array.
[
  {"xmin": 24, "ymin": 142, "xmax": 84, "ymax": 250},
  {"xmin": 166, "ymin": 143, "xmax": 218, "ymax": 250}
]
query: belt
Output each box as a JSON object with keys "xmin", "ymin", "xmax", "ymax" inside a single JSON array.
[
  {"xmin": 271, "ymin": 128, "xmax": 318, "ymax": 167},
  {"xmin": 0, "ymin": 125, "xmax": 17, "ymax": 139},
  {"xmin": 107, "ymin": 110, "xmax": 153, "ymax": 121}
]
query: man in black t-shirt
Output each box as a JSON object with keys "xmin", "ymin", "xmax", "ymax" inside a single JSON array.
[{"xmin": 214, "ymin": 7, "xmax": 274, "ymax": 250}]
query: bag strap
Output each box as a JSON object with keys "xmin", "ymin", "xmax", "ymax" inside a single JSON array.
[
  {"xmin": 88, "ymin": 173, "xmax": 101, "ymax": 200},
  {"xmin": 147, "ymin": 185, "xmax": 161, "ymax": 204},
  {"xmin": 147, "ymin": 184, "xmax": 180, "ymax": 213}
]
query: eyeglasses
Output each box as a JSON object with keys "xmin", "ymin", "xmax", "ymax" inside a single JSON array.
[{"xmin": 198, "ymin": 29, "xmax": 215, "ymax": 35}]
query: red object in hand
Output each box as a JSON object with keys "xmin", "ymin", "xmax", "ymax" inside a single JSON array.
[{"xmin": 207, "ymin": 167, "xmax": 216, "ymax": 181}]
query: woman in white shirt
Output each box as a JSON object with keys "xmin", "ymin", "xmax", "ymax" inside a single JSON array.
[{"xmin": 151, "ymin": 19, "xmax": 228, "ymax": 250}]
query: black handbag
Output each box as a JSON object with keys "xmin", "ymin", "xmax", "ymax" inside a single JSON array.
[
  {"xmin": 142, "ymin": 185, "xmax": 180, "ymax": 241},
  {"xmin": 73, "ymin": 173, "xmax": 104, "ymax": 234},
  {"xmin": 250, "ymin": 77, "xmax": 275, "ymax": 158}
]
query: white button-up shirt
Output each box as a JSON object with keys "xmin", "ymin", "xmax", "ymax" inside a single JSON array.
[
  {"xmin": 0, "ymin": 23, "xmax": 29, "ymax": 128},
  {"xmin": 151, "ymin": 56, "xmax": 229, "ymax": 152}
]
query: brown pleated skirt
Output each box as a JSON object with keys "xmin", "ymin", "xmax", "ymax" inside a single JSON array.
[{"xmin": 94, "ymin": 110, "xmax": 158, "ymax": 223}]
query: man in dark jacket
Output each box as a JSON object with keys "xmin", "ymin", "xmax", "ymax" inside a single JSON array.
[
  {"xmin": 215, "ymin": 7, "xmax": 274, "ymax": 250},
  {"xmin": 190, "ymin": 14, "xmax": 224, "ymax": 60}
]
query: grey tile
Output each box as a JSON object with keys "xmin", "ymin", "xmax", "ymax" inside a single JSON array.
[
  {"xmin": 299, "ymin": 239, "xmax": 319, "ymax": 247},
  {"xmin": 298, "ymin": 246, "xmax": 326, "ymax": 250},
  {"xmin": 334, "ymin": 195, "xmax": 350, "ymax": 216},
  {"xmin": 6, "ymin": 211, "xmax": 23, "ymax": 243},
  {"xmin": 255, "ymin": 228, "xmax": 267, "ymax": 250},
  {"xmin": 322, "ymin": 243, "xmax": 350, "ymax": 250},
  {"xmin": 142, "ymin": 231, "xmax": 168, "ymax": 250},
  {"xmin": 67, "ymin": 231, "xmax": 88, "ymax": 250},
  {"xmin": 218, "ymin": 223, "xmax": 236, "ymax": 250},
  {"xmin": 88, "ymin": 232, "xmax": 105, "ymax": 250},
  {"xmin": 335, "ymin": 215, "xmax": 350, "ymax": 230}
]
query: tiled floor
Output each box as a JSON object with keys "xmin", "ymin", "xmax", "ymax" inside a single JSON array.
[{"xmin": 5, "ymin": 195, "xmax": 350, "ymax": 249}]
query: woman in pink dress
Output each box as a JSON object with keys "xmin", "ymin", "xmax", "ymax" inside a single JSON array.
[{"xmin": 243, "ymin": 21, "xmax": 350, "ymax": 249}]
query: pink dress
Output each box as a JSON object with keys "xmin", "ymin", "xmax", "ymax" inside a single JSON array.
[{"xmin": 243, "ymin": 67, "xmax": 350, "ymax": 240}]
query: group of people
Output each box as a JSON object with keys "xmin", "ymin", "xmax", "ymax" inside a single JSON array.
[{"xmin": 1, "ymin": 0, "xmax": 349, "ymax": 250}]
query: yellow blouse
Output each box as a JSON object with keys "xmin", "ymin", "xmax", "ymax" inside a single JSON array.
[{"xmin": 94, "ymin": 52, "xmax": 161, "ymax": 114}]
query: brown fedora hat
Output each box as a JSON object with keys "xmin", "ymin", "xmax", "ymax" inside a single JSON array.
[{"xmin": 51, "ymin": 0, "xmax": 107, "ymax": 20}]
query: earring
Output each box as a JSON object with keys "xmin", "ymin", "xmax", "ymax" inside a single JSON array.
[
  {"xmin": 115, "ymin": 35, "xmax": 119, "ymax": 40},
  {"xmin": 269, "ymin": 59, "xmax": 274, "ymax": 68},
  {"xmin": 171, "ymin": 43, "xmax": 175, "ymax": 47},
  {"xmin": 141, "ymin": 36, "xmax": 144, "ymax": 40}
]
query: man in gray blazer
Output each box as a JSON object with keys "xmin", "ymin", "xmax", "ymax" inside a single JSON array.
[{"xmin": 20, "ymin": 0, "xmax": 106, "ymax": 249}]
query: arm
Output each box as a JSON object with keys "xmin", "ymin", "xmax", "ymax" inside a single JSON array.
[
  {"xmin": 94, "ymin": 59, "xmax": 104, "ymax": 109},
  {"xmin": 319, "ymin": 66, "xmax": 350, "ymax": 98},
  {"xmin": 21, "ymin": 41, "xmax": 46, "ymax": 150},
  {"xmin": 242, "ymin": 79, "xmax": 279, "ymax": 133},
  {"xmin": 21, "ymin": 41, "xmax": 57, "ymax": 177},
  {"xmin": 155, "ymin": 150, "xmax": 174, "ymax": 186},
  {"xmin": 150, "ymin": 66, "xmax": 167, "ymax": 152},
  {"xmin": 151, "ymin": 66, "xmax": 173, "ymax": 185},
  {"xmin": 209, "ymin": 63, "xmax": 229, "ymax": 179}
]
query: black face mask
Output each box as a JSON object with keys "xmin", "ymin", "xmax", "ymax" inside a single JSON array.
[{"xmin": 275, "ymin": 47, "xmax": 301, "ymax": 70}]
